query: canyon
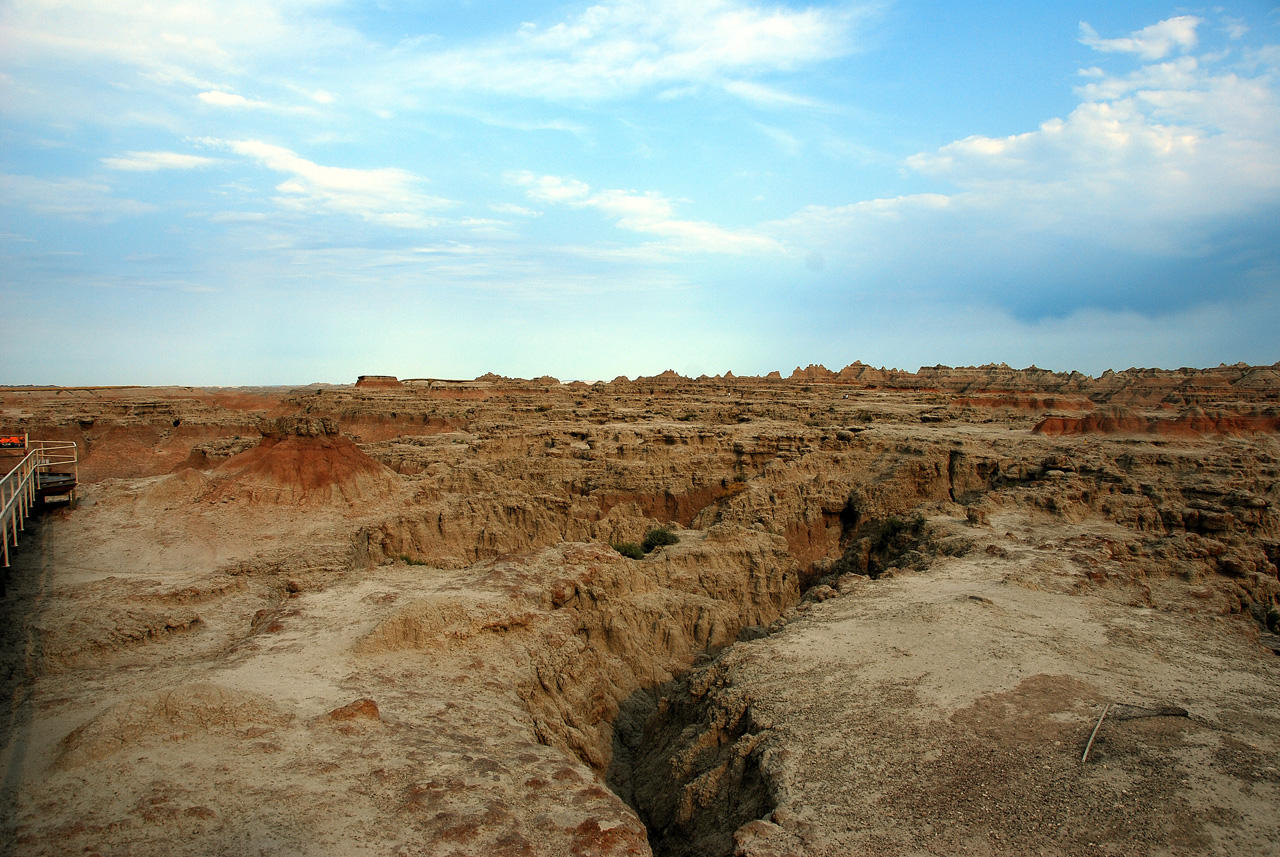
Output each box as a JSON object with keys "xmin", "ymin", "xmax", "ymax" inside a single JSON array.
[{"xmin": 1, "ymin": 362, "xmax": 1278, "ymax": 856}]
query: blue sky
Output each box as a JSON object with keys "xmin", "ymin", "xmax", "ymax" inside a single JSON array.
[{"xmin": 2, "ymin": 1, "xmax": 1279, "ymax": 384}]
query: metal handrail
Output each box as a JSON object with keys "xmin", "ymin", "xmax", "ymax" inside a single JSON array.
[
  {"xmin": 1, "ymin": 449, "xmax": 39, "ymax": 568},
  {"xmin": 30, "ymin": 439, "xmax": 79, "ymax": 484},
  {"xmin": 1, "ymin": 440, "xmax": 78, "ymax": 569}
]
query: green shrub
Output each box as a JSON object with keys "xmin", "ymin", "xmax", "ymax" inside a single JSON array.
[
  {"xmin": 612, "ymin": 541, "xmax": 644, "ymax": 560},
  {"xmin": 642, "ymin": 526, "xmax": 680, "ymax": 553},
  {"xmin": 1267, "ymin": 605, "xmax": 1280, "ymax": 634}
]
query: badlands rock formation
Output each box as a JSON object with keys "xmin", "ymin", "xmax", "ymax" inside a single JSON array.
[{"xmin": 1, "ymin": 363, "xmax": 1278, "ymax": 856}]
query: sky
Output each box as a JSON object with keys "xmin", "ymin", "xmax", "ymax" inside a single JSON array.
[{"xmin": 2, "ymin": 1, "xmax": 1279, "ymax": 385}]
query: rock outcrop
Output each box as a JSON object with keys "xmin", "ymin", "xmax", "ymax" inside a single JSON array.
[{"xmin": 355, "ymin": 375, "xmax": 403, "ymax": 388}]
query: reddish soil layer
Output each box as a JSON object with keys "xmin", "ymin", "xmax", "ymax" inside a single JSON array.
[
  {"xmin": 954, "ymin": 394, "xmax": 1094, "ymax": 411},
  {"xmin": 1035, "ymin": 412, "xmax": 1280, "ymax": 437}
]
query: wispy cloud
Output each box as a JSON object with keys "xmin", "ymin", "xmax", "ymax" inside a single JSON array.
[
  {"xmin": 0, "ymin": 174, "xmax": 156, "ymax": 221},
  {"xmin": 102, "ymin": 151, "xmax": 220, "ymax": 171},
  {"xmin": 1079, "ymin": 16, "xmax": 1201, "ymax": 61},
  {"xmin": 511, "ymin": 170, "xmax": 781, "ymax": 253},
  {"xmin": 755, "ymin": 122, "xmax": 801, "ymax": 154},
  {"xmin": 210, "ymin": 139, "xmax": 454, "ymax": 228},
  {"xmin": 196, "ymin": 89, "xmax": 318, "ymax": 114},
  {"xmin": 723, "ymin": 80, "xmax": 828, "ymax": 108},
  {"xmin": 197, "ymin": 90, "xmax": 270, "ymax": 109},
  {"xmin": 490, "ymin": 203, "xmax": 542, "ymax": 217},
  {"xmin": 208, "ymin": 211, "xmax": 267, "ymax": 223},
  {"xmin": 0, "ymin": 0, "xmax": 360, "ymax": 71},
  {"xmin": 0, "ymin": 0, "xmax": 361, "ymax": 129},
  {"xmin": 1220, "ymin": 17, "xmax": 1248, "ymax": 41},
  {"xmin": 286, "ymin": 84, "xmax": 336, "ymax": 104},
  {"xmin": 392, "ymin": 0, "xmax": 864, "ymax": 102}
]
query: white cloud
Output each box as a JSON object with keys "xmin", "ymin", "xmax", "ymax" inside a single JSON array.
[
  {"xmin": 198, "ymin": 90, "xmax": 268, "ymax": 109},
  {"xmin": 490, "ymin": 203, "xmax": 542, "ymax": 217},
  {"xmin": 197, "ymin": 89, "xmax": 318, "ymax": 114},
  {"xmin": 1, "ymin": 0, "xmax": 861, "ymax": 146},
  {"xmin": 722, "ymin": 79, "xmax": 827, "ymax": 108},
  {"xmin": 0, "ymin": 174, "xmax": 156, "ymax": 220},
  {"xmin": 392, "ymin": 0, "xmax": 863, "ymax": 101},
  {"xmin": 1079, "ymin": 16, "xmax": 1200, "ymax": 60},
  {"xmin": 102, "ymin": 151, "xmax": 219, "ymax": 171},
  {"xmin": 212, "ymin": 139, "xmax": 454, "ymax": 228},
  {"xmin": 766, "ymin": 30, "xmax": 1280, "ymax": 315},
  {"xmin": 208, "ymin": 211, "xmax": 268, "ymax": 223},
  {"xmin": 511, "ymin": 170, "xmax": 782, "ymax": 253},
  {"xmin": 0, "ymin": 0, "xmax": 358, "ymax": 127},
  {"xmin": 0, "ymin": 0, "xmax": 358, "ymax": 70},
  {"xmin": 1221, "ymin": 17, "xmax": 1248, "ymax": 41},
  {"xmin": 511, "ymin": 172, "xmax": 591, "ymax": 203},
  {"xmin": 901, "ymin": 54, "xmax": 1280, "ymax": 231},
  {"xmin": 286, "ymin": 84, "xmax": 336, "ymax": 104}
]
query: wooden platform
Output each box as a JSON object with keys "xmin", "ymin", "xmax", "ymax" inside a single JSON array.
[{"xmin": 36, "ymin": 471, "xmax": 77, "ymax": 501}]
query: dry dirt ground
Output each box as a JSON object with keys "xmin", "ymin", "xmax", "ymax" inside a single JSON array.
[{"xmin": 1, "ymin": 368, "xmax": 1278, "ymax": 856}]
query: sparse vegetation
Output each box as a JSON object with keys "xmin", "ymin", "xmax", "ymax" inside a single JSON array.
[
  {"xmin": 642, "ymin": 526, "xmax": 680, "ymax": 553},
  {"xmin": 400, "ymin": 554, "xmax": 430, "ymax": 566},
  {"xmin": 830, "ymin": 512, "xmax": 950, "ymax": 579},
  {"xmin": 612, "ymin": 541, "xmax": 644, "ymax": 560},
  {"xmin": 870, "ymin": 514, "xmax": 927, "ymax": 554}
]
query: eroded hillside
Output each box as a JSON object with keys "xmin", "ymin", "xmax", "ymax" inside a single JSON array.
[{"xmin": 1, "ymin": 364, "xmax": 1278, "ymax": 856}]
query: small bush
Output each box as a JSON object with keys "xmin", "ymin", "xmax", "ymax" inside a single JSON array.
[
  {"xmin": 612, "ymin": 541, "xmax": 644, "ymax": 560},
  {"xmin": 870, "ymin": 514, "xmax": 926, "ymax": 554},
  {"xmin": 642, "ymin": 526, "xmax": 680, "ymax": 553},
  {"xmin": 1267, "ymin": 605, "xmax": 1280, "ymax": 634},
  {"xmin": 400, "ymin": 554, "xmax": 430, "ymax": 567}
]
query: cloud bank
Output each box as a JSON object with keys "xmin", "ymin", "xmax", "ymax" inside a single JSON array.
[{"xmin": 772, "ymin": 15, "xmax": 1280, "ymax": 320}]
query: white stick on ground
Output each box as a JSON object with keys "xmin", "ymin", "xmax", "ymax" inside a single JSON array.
[{"xmin": 1082, "ymin": 703, "xmax": 1111, "ymax": 763}]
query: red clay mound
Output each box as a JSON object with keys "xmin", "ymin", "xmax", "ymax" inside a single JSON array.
[
  {"xmin": 1034, "ymin": 409, "xmax": 1280, "ymax": 437},
  {"xmin": 209, "ymin": 417, "xmax": 399, "ymax": 504}
]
